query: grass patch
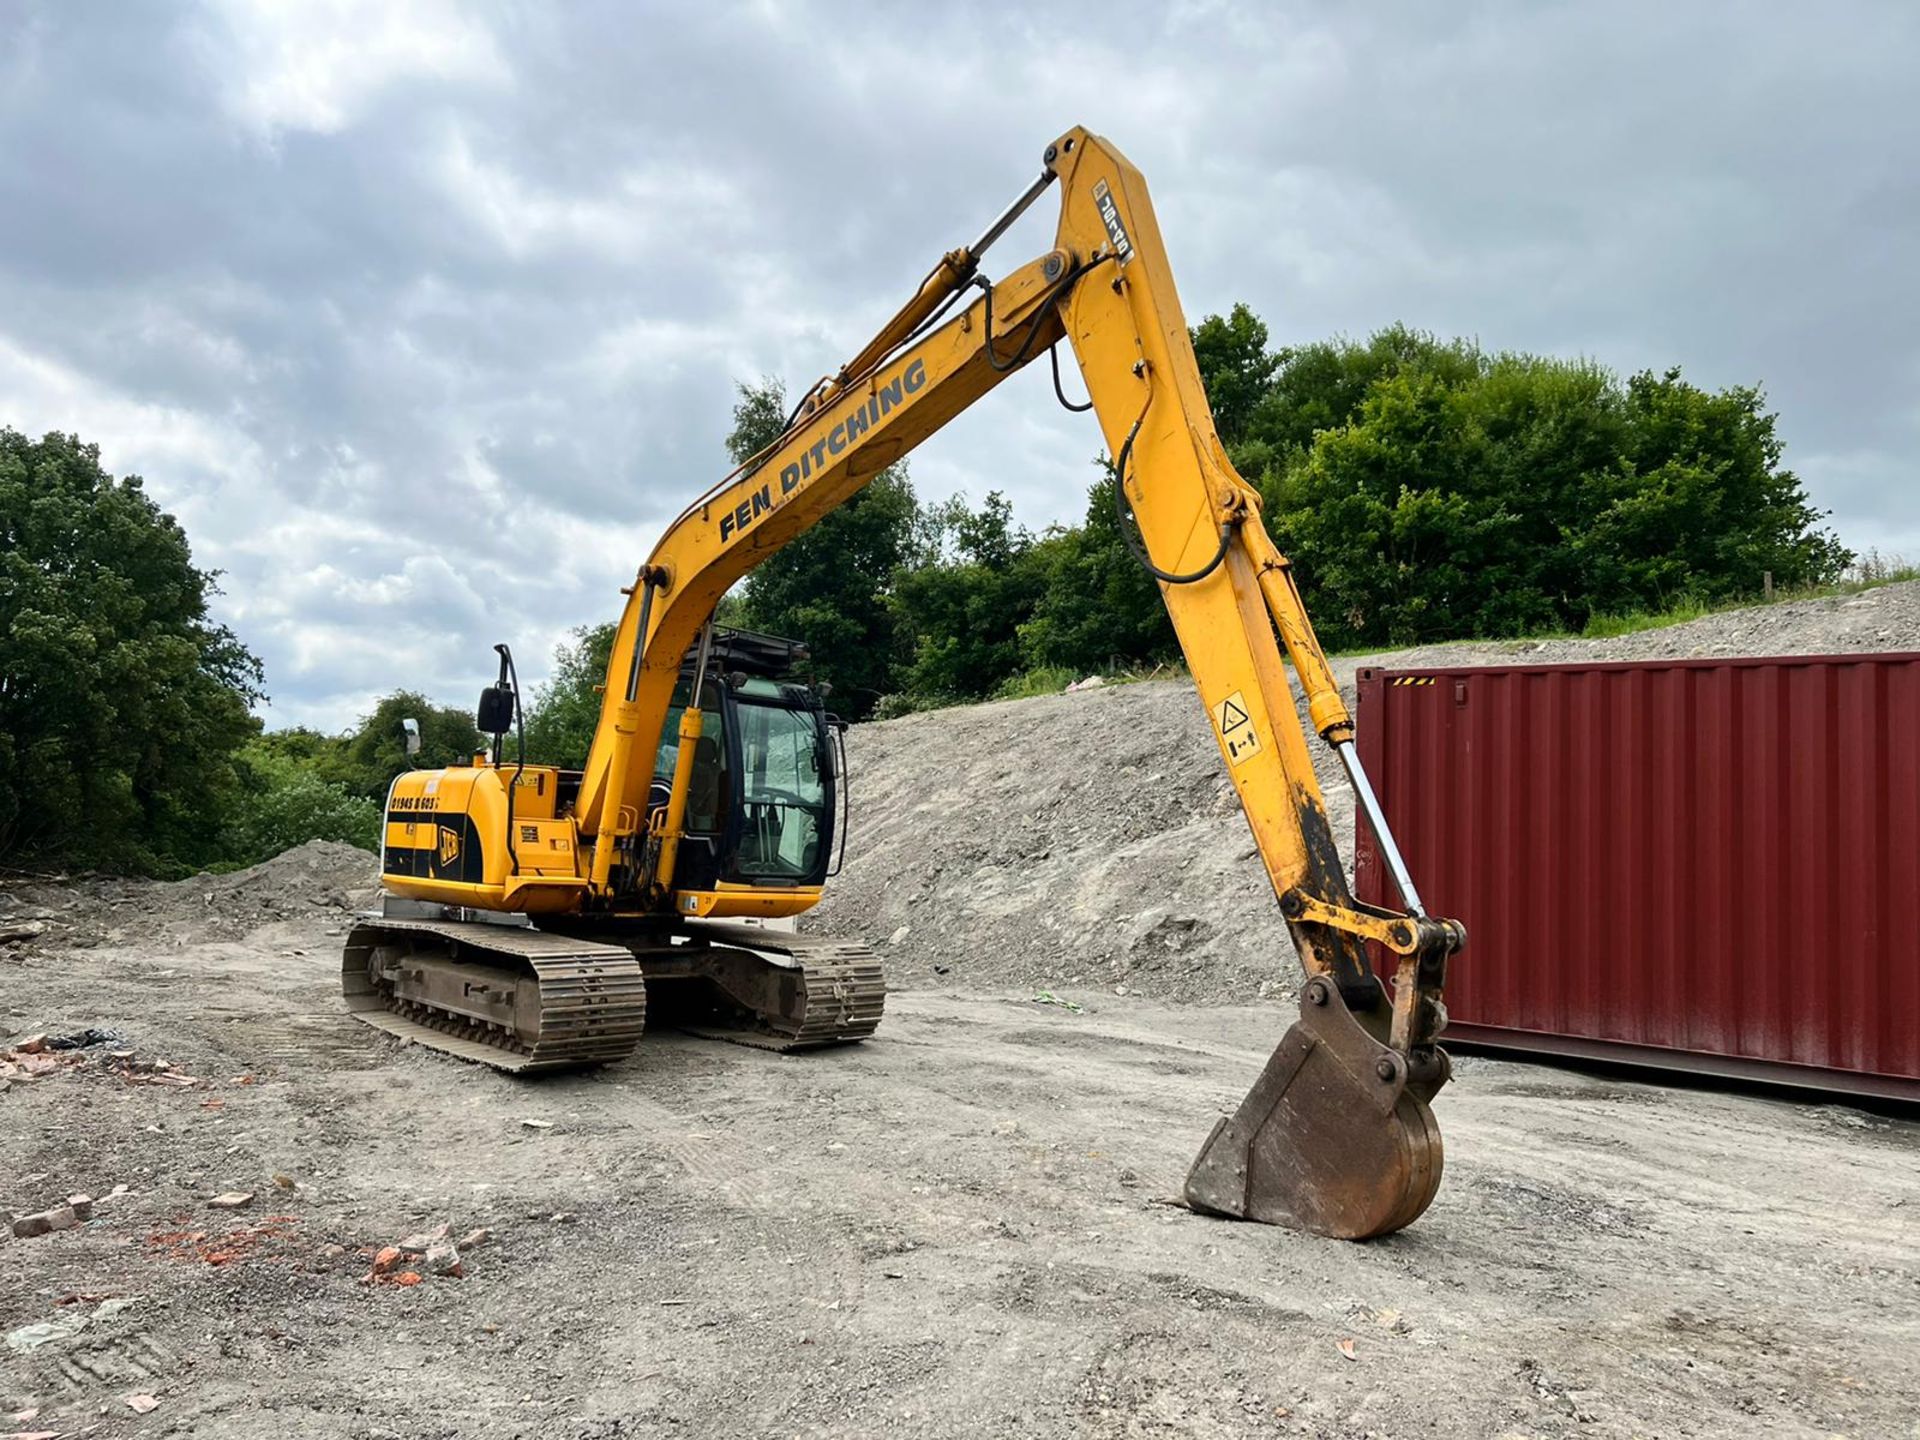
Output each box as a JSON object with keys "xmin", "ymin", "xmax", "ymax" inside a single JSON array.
[
  {"xmin": 987, "ymin": 661, "xmax": 1191, "ymax": 703},
  {"xmin": 992, "ymin": 665, "xmax": 1079, "ymax": 701},
  {"xmin": 1577, "ymin": 597, "xmax": 1725, "ymax": 639},
  {"xmin": 1578, "ymin": 552, "xmax": 1917, "ymax": 640}
]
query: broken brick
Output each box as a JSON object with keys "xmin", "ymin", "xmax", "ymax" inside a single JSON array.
[
  {"xmin": 10, "ymin": 1203, "xmax": 80, "ymax": 1239},
  {"xmin": 397, "ymin": 1221, "xmax": 451, "ymax": 1255},
  {"xmin": 424, "ymin": 1240, "xmax": 464, "ymax": 1277}
]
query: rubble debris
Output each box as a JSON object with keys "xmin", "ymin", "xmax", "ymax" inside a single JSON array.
[
  {"xmin": 364, "ymin": 1220, "xmax": 479, "ymax": 1283},
  {"xmin": 1065, "ymin": 674, "xmax": 1106, "ymax": 692},
  {"xmin": 4, "ymin": 1296, "xmax": 139, "ymax": 1354},
  {"xmin": 10, "ymin": 1202, "xmax": 81, "ymax": 1239},
  {"xmin": 208, "ymin": 1191, "xmax": 254, "ymax": 1210},
  {"xmin": 126, "ymin": 1393, "xmax": 161, "ymax": 1414},
  {"xmin": 1031, "ymin": 991, "xmax": 1084, "ymax": 1014},
  {"xmin": 398, "ymin": 1222, "xmax": 451, "ymax": 1254},
  {"xmin": 0, "ymin": 1047, "xmax": 76, "ymax": 1083},
  {"xmin": 361, "ymin": 1243, "xmax": 423, "ymax": 1286},
  {"xmin": 0, "ymin": 1041, "xmax": 203, "ymax": 1089},
  {"xmin": 44, "ymin": 1026, "xmax": 127, "ymax": 1051},
  {"xmin": 0, "ymin": 919, "xmax": 49, "ymax": 943},
  {"xmin": 4, "ymin": 1314, "xmax": 87, "ymax": 1353},
  {"xmin": 369, "ymin": 1246, "xmax": 406, "ymax": 1276},
  {"xmin": 424, "ymin": 1240, "xmax": 464, "ymax": 1277},
  {"xmin": 149, "ymin": 1217, "xmax": 298, "ymax": 1267}
]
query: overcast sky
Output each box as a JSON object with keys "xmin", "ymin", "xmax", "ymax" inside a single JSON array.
[{"xmin": 3, "ymin": 1, "xmax": 1915, "ymax": 731}]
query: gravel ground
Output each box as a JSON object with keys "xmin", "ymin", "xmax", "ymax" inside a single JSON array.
[
  {"xmin": 2, "ymin": 585, "xmax": 1916, "ymax": 1438},
  {"xmin": 2, "ymin": 898, "xmax": 1917, "ymax": 1439}
]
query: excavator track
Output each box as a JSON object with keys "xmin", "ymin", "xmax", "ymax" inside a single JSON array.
[
  {"xmin": 664, "ymin": 922, "xmax": 886, "ymax": 1051},
  {"xmin": 342, "ymin": 918, "xmax": 649, "ymax": 1073}
]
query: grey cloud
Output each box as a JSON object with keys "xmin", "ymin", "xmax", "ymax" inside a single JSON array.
[{"xmin": 2, "ymin": 0, "xmax": 1915, "ymax": 733}]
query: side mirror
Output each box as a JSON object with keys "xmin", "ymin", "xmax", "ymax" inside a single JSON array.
[
  {"xmin": 476, "ymin": 686, "xmax": 514, "ymax": 736},
  {"xmin": 401, "ymin": 717, "xmax": 421, "ymax": 757}
]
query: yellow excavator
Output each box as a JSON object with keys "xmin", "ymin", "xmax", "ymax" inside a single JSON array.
[{"xmin": 343, "ymin": 126, "xmax": 1465, "ymax": 1240}]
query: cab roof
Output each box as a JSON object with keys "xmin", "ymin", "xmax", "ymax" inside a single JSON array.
[{"xmin": 680, "ymin": 625, "xmax": 812, "ymax": 681}]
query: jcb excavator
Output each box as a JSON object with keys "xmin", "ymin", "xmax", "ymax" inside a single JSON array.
[{"xmin": 344, "ymin": 126, "xmax": 1465, "ymax": 1240}]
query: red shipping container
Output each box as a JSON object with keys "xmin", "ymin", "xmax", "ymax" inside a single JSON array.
[{"xmin": 1353, "ymin": 652, "xmax": 1920, "ymax": 1101}]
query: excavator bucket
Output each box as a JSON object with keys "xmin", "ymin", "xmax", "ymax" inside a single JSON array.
[{"xmin": 1184, "ymin": 976, "xmax": 1444, "ymax": 1240}]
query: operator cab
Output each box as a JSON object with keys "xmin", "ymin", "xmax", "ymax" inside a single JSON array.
[{"xmin": 647, "ymin": 627, "xmax": 845, "ymax": 893}]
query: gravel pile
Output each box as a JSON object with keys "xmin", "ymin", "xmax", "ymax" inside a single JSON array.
[
  {"xmin": 808, "ymin": 581, "xmax": 1920, "ymax": 1004},
  {"xmin": 3, "ymin": 840, "xmax": 377, "ymax": 951}
]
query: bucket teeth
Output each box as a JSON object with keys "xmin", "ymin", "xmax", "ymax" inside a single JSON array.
[{"xmin": 1184, "ymin": 979, "xmax": 1444, "ymax": 1240}]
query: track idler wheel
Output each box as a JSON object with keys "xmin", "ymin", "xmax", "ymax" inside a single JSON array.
[{"xmin": 1184, "ymin": 975, "xmax": 1444, "ymax": 1240}]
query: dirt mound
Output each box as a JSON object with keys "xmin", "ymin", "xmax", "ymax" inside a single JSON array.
[
  {"xmin": 2, "ymin": 840, "xmax": 378, "ymax": 952},
  {"xmin": 808, "ymin": 581, "xmax": 1920, "ymax": 1003},
  {"xmin": 150, "ymin": 840, "xmax": 379, "ymax": 941}
]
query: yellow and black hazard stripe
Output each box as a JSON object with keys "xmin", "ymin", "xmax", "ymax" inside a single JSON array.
[{"xmin": 1389, "ymin": 676, "xmax": 1437, "ymax": 687}]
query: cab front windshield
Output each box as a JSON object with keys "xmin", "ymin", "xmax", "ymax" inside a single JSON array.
[{"xmin": 732, "ymin": 681, "xmax": 828, "ymax": 882}]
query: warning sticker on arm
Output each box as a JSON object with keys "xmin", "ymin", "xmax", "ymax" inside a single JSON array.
[{"xmin": 1211, "ymin": 691, "xmax": 1262, "ymax": 766}]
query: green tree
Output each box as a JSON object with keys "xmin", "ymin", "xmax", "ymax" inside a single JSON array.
[
  {"xmin": 222, "ymin": 739, "xmax": 379, "ymax": 865},
  {"xmin": 1018, "ymin": 471, "xmax": 1174, "ymax": 674},
  {"xmin": 338, "ymin": 691, "xmax": 484, "ymax": 800},
  {"xmin": 1569, "ymin": 369, "xmax": 1852, "ymax": 607},
  {"xmin": 1190, "ymin": 303, "xmax": 1282, "ymax": 447},
  {"xmin": 0, "ymin": 429, "xmax": 263, "ymax": 871},
  {"xmin": 1263, "ymin": 340, "xmax": 1851, "ymax": 647},
  {"xmin": 725, "ymin": 378, "xmax": 918, "ymax": 718},
  {"xmin": 523, "ymin": 622, "xmax": 615, "ymax": 769},
  {"xmin": 891, "ymin": 492, "xmax": 1050, "ymax": 702}
]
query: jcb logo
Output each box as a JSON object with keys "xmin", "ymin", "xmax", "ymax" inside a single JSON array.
[{"xmin": 437, "ymin": 826, "xmax": 462, "ymax": 867}]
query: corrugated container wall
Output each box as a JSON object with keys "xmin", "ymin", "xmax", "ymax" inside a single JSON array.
[{"xmin": 1353, "ymin": 653, "xmax": 1920, "ymax": 1100}]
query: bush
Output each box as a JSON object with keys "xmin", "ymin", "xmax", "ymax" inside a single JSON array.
[{"xmin": 222, "ymin": 743, "xmax": 379, "ymax": 866}]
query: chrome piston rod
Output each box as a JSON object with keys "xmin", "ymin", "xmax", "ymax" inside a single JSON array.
[{"xmin": 1334, "ymin": 739, "xmax": 1426, "ymax": 919}]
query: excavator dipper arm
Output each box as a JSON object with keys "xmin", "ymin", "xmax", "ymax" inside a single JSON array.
[{"xmin": 580, "ymin": 126, "xmax": 1463, "ymax": 1238}]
